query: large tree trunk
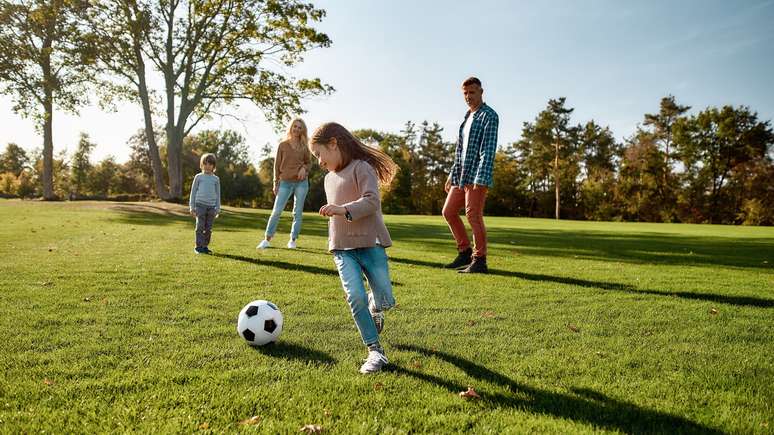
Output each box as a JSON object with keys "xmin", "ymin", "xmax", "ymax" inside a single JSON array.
[
  {"xmin": 42, "ymin": 94, "xmax": 55, "ymax": 200},
  {"xmin": 41, "ymin": 38, "xmax": 55, "ymax": 200},
  {"xmin": 134, "ymin": 41, "xmax": 170, "ymax": 200},
  {"xmin": 166, "ymin": 127, "xmax": 183, "ymax": 201},
  {"xmin": 137, "ymin": 82, "xmax": 170, "ymax": 200}
]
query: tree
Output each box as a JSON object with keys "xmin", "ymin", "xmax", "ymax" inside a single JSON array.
[
  {"xmin": 579, "ymin": 121, "xmax": 620, "ymax": 220},
  {"xmin": 674, "ymin": 105, "xmax": 774, "ymax": 223},
  {"xmin": 415, "ymin": 121, "xmax": 453, "ymax": 214},
  {"xmin": 88, "ymin": 0, "xmax": 333, "ymax": 202},
  {"xmin": 615, "ymin": 133, "xmax": 670, "ymax": 222},
  {"xmin": 70, "ymin": 132, "xmax": 94, "ymax": 196},
  {"xmin": 182, "ymin": 129, "xmax": 261, "ymax": 206},
  {"xmin": 515, "ymin": 98, "xmax": 580, "ymax": 219},
  {"xmin": 0, "ymin": 143, "xmax": 30, "ymax": 175},
  {"xmin": 643, "ymin": 95, "xmax": 690, "ymax": 171},
  {"xmin": 89, "ymin": 156, "xmax": 120, "ymax": 196},
  {"xmin": 0, "ymin": 0, "xmax": 94, "ymax": 199}
]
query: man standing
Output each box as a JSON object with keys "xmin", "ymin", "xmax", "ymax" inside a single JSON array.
[{"xmin": 442, "ymin": 77, "xmax": 499, "ymax": 274}]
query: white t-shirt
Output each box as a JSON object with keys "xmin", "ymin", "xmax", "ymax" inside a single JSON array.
[{"xmin": 462, "ymin": 111, "xmax": 477, "ymax": 158}]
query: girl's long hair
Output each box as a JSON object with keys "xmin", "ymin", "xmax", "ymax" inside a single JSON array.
[
  {"xmin": 310, "ymin": 122, "xmax": 397, "ymax": 185},
  {"xmin": 284, "ymin": 117, "xmax": 309, "ymax": 148}
]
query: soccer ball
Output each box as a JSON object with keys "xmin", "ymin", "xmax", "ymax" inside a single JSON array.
[{"xmin": 237, "ymin": 300, "xmax": 284, "ymax": 346}]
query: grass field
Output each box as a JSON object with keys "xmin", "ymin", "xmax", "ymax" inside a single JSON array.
[{"xmin": 1, "ymin": 199, "xmax": 772, "ymax": 434}]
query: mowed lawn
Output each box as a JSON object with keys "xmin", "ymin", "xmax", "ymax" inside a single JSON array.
[{"xmin": 1, "ymin": 200, "xmax": 772, "ymax": 434}]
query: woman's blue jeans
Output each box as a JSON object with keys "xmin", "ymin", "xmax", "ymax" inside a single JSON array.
[
  {"xmin": 332, "ymin": 246, "xmax": 396, "ymax": 346},
  {"xmin": 265, "ymin": 179, "xmax": 309, "ymax": 240}
]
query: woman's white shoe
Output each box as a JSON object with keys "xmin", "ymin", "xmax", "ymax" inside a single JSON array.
[{"xmin": 256, "ymin": 240, "xmax": 271, "ymax": 249}]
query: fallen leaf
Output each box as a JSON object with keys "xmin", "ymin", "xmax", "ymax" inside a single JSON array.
[
  {"xmin": 239, "ymin": 416, "xmax": 261, "ymax": 426},
  {"xmin": 567, "ymin": 324, "xmax": 580, "ymax": 333},
  {"xmin": 410, "ymin": 360, "xmax": 422, "ymax": 369},
  {"xmin": 466, "ymin": 320, "xmax": 476, "ymax": 327},
  {"xmin": 198, "ymin": 422, "xmax": 209, "ymax": 430},
  {"xmin": 709, "ymin": 308, "xmax": 718, "ymax": 315},
  {"xmin": 459, "ymin": 387, "xmax": 480, "ymax": 399},
  {"xmin": 481, "ymin": 311, "xmax": 496, "ymax": 318},
  {"xmin": 373, "ymin": 382, "xmax": 383, "ymax": 391},
  {"xmin": 43, "ymin": 378, "xmax": 54, "ymax": 386},
  {"xmin": 300, "ymin": 424, "xmax": 323, "ymax": 433}
]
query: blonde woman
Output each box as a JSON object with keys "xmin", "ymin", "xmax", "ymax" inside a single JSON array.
[{"xmin": 257, "ymin": 118, "xmax": 311, "ymax": 249}]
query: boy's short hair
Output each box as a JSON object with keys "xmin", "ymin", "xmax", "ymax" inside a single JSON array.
[
  {"xmin": 462, "ymin": 77, "xmax": 482, "ymax": 87},
  {"xmin": 200, "ymin": 153, "xmax": 216, "ymax": 166}
]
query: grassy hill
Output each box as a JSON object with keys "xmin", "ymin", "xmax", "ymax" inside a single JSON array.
[{"xmin": 1, "ymin": 200, "xmax": 772, "ymax": 433}]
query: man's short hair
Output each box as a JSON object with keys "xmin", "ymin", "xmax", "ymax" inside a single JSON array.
[{"xmin": 462, "ymin": 77, "xmax": 482, "ymax": 87}]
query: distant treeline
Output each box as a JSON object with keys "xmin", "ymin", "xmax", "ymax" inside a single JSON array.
[{"xmin": 2, "ymin": 96, "xmax": 773, "ymax": 225}]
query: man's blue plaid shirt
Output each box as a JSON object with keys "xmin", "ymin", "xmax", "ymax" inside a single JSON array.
[{"xmin": 449, "ymin": 103, "xmax": 499, "ymax": 188}]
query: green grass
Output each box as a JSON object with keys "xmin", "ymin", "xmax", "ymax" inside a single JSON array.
[{"xmin": 1, "ymin": 199, "xmax": 772, "ymax": 434}]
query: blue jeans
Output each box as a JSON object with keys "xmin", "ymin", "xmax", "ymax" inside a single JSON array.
[
  {"xmin": 265, "ymin": 179, "xmax": 309, "ymax": 240},
  {"xmin": 333, "ymin": 247, "xmax": 396, "ymax": 346}
]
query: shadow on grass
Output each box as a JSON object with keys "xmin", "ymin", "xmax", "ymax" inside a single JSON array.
[
  {"xmin": 216, "ymin": 252, "xmax": 404, "ymax": 286},
  {"xmin": 214, "ymin": 253, "xmax": 339, "ymax": 276},
  {"xmin": 109, "ymin": 203, "xmax": 330, "ymax": 236},
  {"xmin": 390, "ymin": 257, "xmax": 774, "ymax": 308},
  {"xmin": 108, "ymin": 204, "xmax": 773, "ymax": 269},
  {"xmin": 392, "ymin": 344, "xmax": 722, "ymax": 434},
  {"xmin": 388, "ymin": 221, "xmax": 774, "ymax": 270},
  {"xmin": 252, "ymin": 341, "xmax": 336, "ymax": 366}
]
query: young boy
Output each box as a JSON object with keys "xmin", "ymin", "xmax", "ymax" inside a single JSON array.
[{"xmin": 189, "ymin": 153, "xmax": 221, "ymax": 254}]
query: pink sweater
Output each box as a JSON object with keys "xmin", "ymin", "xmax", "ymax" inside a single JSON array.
[{"xmin": 324, "ymin": 159, "xmax": 392, "ymax": 251}]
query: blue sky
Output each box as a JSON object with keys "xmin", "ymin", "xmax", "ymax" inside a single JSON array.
[{"xmin": 2, "ymin": 0, "xmax": 773, "ymax": 163}]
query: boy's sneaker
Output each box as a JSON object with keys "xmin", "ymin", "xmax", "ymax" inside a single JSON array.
[
  {"xmin": 256, "ymin": 240, "xmax": 271, "ymax": 249},
  {"xmin": 287, "ymin": 239, "xmax": 297, "ymax": 249},
  {"xmin": 359, "ymin": 350, "xmax": 388, "ymax": 374},
  {"xmin": 194, "ymin": 247, "xmax": 205, "ymax": 254},
  {"xmin": 203, "ymin": 248, "xmax": 213, "ymax": 255},
  {"xmin": 368, "ymin": 293, "xmax": 385, "ymax": 334}
]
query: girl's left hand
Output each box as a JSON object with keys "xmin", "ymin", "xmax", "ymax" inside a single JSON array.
[{"xmin": 319, "ymin": 204, "xmax": 345, "ymax": 217}]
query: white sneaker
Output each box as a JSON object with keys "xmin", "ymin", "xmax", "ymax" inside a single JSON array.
[
  {"xmin": 287, "ymin": 239, "xmax": 297, "ymax": 249},
  {"xmin": 368, "ymin": 293, "xmax": 384, "ymax": 334},
  {"xmin": 359, "ymin": 350, "xmax": 388, "ymax": 374},
  {"xmin": 256, "ymin": 239, "xmax": 271, "ymax": 249}
]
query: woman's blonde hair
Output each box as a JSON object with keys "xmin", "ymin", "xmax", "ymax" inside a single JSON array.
[
  {"xmin": 310, "ymin": 122, "xmax": 397, "ymax": 185},
  {"xmin": 285, "ymin": 117, "xmax": 309, "ymax": 148}
]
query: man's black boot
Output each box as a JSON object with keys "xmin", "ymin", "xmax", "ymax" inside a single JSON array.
[
  {"xmin": 444, "ymin": 248, "xmax": 472, "ymax": 269},
  {"xmin": 459, "ymin": 256, "xmax": 488, "ymax": 274}
]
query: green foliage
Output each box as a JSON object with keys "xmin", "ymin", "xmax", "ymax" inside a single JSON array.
[
  {"xmin": 0, "ymin": 0, "xmax": 96, "ymax": 198},
  {"xmin": 0, "ymin": 143, "xmax": 30, "ymax": 175},
  {"xmin": 70, "ymin": 132, "xmax": 95, "ymax": 195},
  {"xmin": 87, "ymin": 0, "xmax": 333, "ymax": 200},
  {"xmin": 183, "ymin": 129, "xmax": 263, "ymax": 207}
]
